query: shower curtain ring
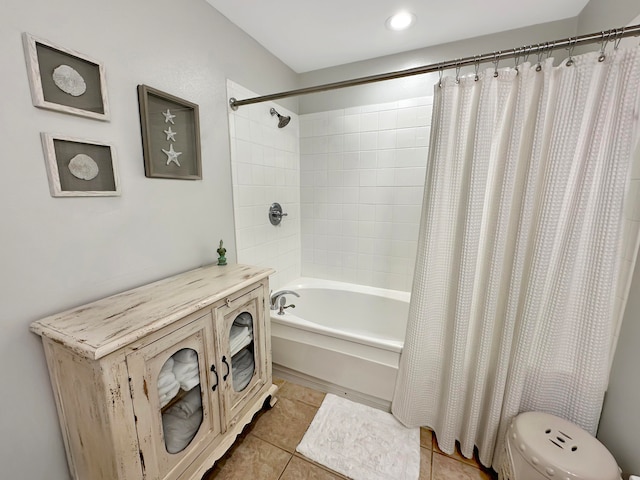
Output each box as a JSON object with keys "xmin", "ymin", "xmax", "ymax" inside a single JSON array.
[
  {"xmin": 523, "ymin": 45, "xmax": 530, "ymax": 64},
  {"xmin": 536, "ymin": 44, "xmax": 544, "ymax": 71},
  {"xmin": 474, "ymin": 55, "xmax": 481, "ymax": 81},
  {"xmin": 514, "ymin": 48, "xmax": 521, "ymax": 73},
  {"xmin": 455, "ymin": 59, "xmax": 462, "ymax": 84},
  {"xmin": 614, "ymin": 27, "xmax": 624, "ymax": 50},
  {"xmin": 493, "ymin": 51, "xmax": 500, "ymax": 78},
  {"xmin": 598, "ymin": 30, "xmax": 608, "ymax": 62},
  {"xmin": 566, "ymin": 38, "xmax": 576, "ymax": 66},
  {"xmin": 546, "ymin": 41, "xmax": 555, "ymax": 59},
  {"xmin": 438, "ymin": 62, "xmax": 444, "ymax": 88}
]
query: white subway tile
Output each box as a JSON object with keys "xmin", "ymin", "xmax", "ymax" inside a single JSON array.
[
  {"xmin": 344, "ymin": 114, "xmax": 360, "ymax": 133},
  {"xmin": 360, "ymin": 112, "xmax": 379, "ymax": 132},
  {"xmin": 328, "ymin": 113, "xmax": 345, "ymax": 135},
  {"xmin": 344, "ymin": 133, "xmax": 360, "ymax": 152},
  {"xmin": 328, "ymin": 135, "xmax": 344, "ymax": 153},
  {"xmin": 377, "ymin": 150, "xmax": 397, "ymax": 168},
  {"xmin": 375, "ymin": 205, "xmax": 393, "ymax": 222},
  {"xmin": 397, "ymin": 128, "xmax": 417, "ymax": 148},
  {"xmin": 378, "ymin": 130, "xmax": 397, "ymax": 150},
  {"xmin": 395, "ymin": 167, "xmax": 427, "ymax": 186},
  {"xmin": 359, "ymin": 151, "xmax": 377, "ymax": 169},
  {"xmin": 360, "ymin": 170, "xmax": 377, "ymax": 186},
  {"xmin": 343, "ymin": 170, "xmax": 360, "ymax": 187},
  {"xmin": 342, "ymin": 204, "xmax": 358, "ymax": 220},
  {"xmin": 328, "ymin": 154, "xmax": 344, "ymax": 170},
  {"xmin": 376, "ymin": 169, "xmax": 395, "ymax": 186},
  {"xmin": 374, "ymin": 222, "xmax": 393, "ymax": 239},
  {"xmin": 358, "ymin": 204, "xmax": 376, "ymax": 221},
  {"xmin": 300, "ymin": 116, "xmax": 314, "ymax": 138},
  {"xmin": 378, "ymin": 110, "xmax": 398, "ymax": 130},
  {"xmin": 358, "ymin": 221, "xmax": 375, "ymax": 237},
  {"xmin": 343, "ymin": 152, "xmax": 359, "ymax": 169},
  {"xmin": 342, "ymin": 187, "xmax": 360, "ymax": 204},
  {"xmin": 328, "ymin": 171, "xmax": 343, "ymax": 186},
  {"xmin": 360, "ymin": 132, "xmax": 378, "ymax": 151},
  {"xmin": 397, "ymin": 107, "xmax": 419, "ymax": 128},
  {"xmin": 358, "ymin": 237, "xmax": 374, "ymax": 254}
]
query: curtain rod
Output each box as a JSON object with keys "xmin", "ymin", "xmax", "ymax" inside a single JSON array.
[{"xmin": 229, "ymin": 24, "xmax": 640, "ymax": 110}]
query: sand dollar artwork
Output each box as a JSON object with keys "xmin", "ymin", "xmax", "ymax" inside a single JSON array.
[
  {"xmin": 68, "ymin": 154, "xmax": 99, "ymax": 180},
  {"xmin": 52, "ymin": 65, "xmax": 87, "ymax": 97}
]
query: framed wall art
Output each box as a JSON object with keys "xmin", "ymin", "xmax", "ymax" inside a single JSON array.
[
  {"xmin": 137, "ymin": 84, "xmax": 202, "ymax": 180},
  {"xmin": 23, "ymin": 33, "xmax": 110, "ymax": 121},
  {"xmin": 41, "ymin": 133, "xmax": 120, "ymax": 197}
]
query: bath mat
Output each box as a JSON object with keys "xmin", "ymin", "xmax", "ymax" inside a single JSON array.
[{"xmin": 296, "ymin": 394, "xmax": 420, "ymax": 480}]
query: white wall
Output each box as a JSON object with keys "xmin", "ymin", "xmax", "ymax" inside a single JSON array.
[
  {"xmin": 227, "ymin": 80, "xmax": 301, "ymax": 289},
  {"xmin": 298, "ymin": 19, "xmax": 578, "ymax": 114},
  {"xmin": 299, "ymin": 97, "xmax": 432, "ymax": 290},
  {"xmin": 0, "ymin": 1, "xmax": 297, "ymax": 478},
  {"xmin": 595, "ymin": 10, "xmax": 640, "ymax": 476}
]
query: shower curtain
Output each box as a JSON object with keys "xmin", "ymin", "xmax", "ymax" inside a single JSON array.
[{"xmin": 392, "ymin": 46, "xmax": 640, "ymax": 472}]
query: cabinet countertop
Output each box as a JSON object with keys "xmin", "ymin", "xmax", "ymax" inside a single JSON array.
[{"xmin": 30, "ymin": 263, "xmax": 274, "ymax": 360}]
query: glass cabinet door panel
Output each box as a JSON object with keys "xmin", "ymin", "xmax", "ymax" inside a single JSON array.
[
  {"xmin": 229, "ymin": 312, "xmax": 255, "ymax": 392},
  {"xmin": 159, "ymin": 348, "xmax": 203, "ymax": 454},
  {"xmin": 127, "ymin": 313, "xmax": 221, "ymax": 480}
]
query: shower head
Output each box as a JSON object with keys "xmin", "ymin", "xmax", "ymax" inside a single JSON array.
[{"xmin": 270, "ymin": 107, "xmax": 291, "ymax": 128}]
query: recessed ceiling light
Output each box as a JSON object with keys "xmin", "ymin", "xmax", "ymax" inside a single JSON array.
[{"xmin": 386, "ymin": 11, "xmax": 416, "ymax": 31}]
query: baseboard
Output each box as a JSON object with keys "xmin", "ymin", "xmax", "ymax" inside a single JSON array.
[{"xmin": 273, "ymin": 363, "xmax": 392, "ymax": 412}]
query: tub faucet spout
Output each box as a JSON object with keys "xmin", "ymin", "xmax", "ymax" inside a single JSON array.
[{"xmin": 270, "ymin": 289, "xmax": 300, "ymax": 310}]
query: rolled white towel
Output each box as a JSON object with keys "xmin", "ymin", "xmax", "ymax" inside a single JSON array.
[
  {"xmin": 180, "ymin": 374, "xmax": 200, "ymax": 392},
  {"xmin": 173, "ymin": 349, "xmax": 198, "ymax": 364},
  {"xmin": 158, "ymin": 370, "xmax": 178, "ymax": 389},
  {"xmin": 164, "ymin": 387, "xmax": 202, "ymax": 420},
  {"xmin": 173, "ymin": 361, "xmax": 199, "ymax": 380},
  {"xmin": 230, "ymin": 325, "xmax": 250, "ymax": 353},
  {"xmin": 159, "ymin": 382, "xmax": 180, "ymax": 407},
  {"xmin": 233, "ymin": 313, "xmax": 253, "ymax": 328},
  {"xmin": 161, "ymin": 357, "xmax": 175, "ymax": 373},
  {"xmin": 162, "ymin": 406, "xmax": 203, "ymax": 454}
]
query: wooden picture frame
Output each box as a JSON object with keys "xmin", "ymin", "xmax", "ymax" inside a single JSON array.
[
  {"xmin": 137, "ymin": 85, "xmax": 202, "ymax": 180},
  {"xmin": 23, "ymin": 33, "xmax": 110, "ymax": 121},
  {"xmin": 41, "ymin": 133, "xmax": 121, "ymax": 197}
]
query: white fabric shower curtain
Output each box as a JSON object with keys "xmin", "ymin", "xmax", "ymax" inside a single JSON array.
[{"xmin": 392, "ymin": 47, "xmax": 640, "ymax": 472}]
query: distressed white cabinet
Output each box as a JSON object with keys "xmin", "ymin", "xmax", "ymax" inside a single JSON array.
[{"xmin": 30, "ymin": 264, "xmax": 277, "ymax": 480}]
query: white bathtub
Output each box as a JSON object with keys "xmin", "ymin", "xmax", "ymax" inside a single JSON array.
[{"xmin": 270, "ymin": 278, "xmax": 410, "ymax": 409}]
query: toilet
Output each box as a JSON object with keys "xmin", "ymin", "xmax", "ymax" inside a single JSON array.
[{"xmin": 504, "ymin": 411, "xmax": 621, "ymax": 480}]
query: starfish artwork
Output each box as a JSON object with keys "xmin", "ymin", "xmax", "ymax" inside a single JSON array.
[
  {"xmin": 162, "ymin": 109, "xmax": 176, "ymax": 124},
  {"xmin": 162, "ymin": 144, "xmax": 183, "ymax": 166},
  {"xmin": 163, "ymin": 126, "xmax": 177, "ymax": 141}
]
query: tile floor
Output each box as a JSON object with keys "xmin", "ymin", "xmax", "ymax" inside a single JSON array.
[{"xmin": 203, "ymin": 378, "xmax": 498, "ymax": 480}]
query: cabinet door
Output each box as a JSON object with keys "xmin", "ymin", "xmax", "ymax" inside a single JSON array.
[
  {"xmin": 215, "ymin": 285, "xmax": 267, "ymax": 428},
  {"xmin": 127, "ymin": 312, "xmax": 222, "ymax": 480}
]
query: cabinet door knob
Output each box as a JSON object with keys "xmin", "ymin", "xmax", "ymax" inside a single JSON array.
[
  {"xmin": 222, "ymin": 356, "xmax": 230, "ymax": 381},
  {"xmin": 225, "ymin": 298, "xmax": 231, "ymax": 307},
  {"xmin": 210, "ymin": 364, "xmax": 219, "ymax": 391}
]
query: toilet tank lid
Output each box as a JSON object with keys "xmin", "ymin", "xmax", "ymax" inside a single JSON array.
[{"xmin": 509, "ymin": 412, "xmax": 620, "ymax": 480}]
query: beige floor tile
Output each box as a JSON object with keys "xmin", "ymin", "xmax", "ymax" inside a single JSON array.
[
  {"xmin": 432, "ymin": 453, "xmax": 494, "ymax": 480},
  {"xmin": 203, "ymin": 435, "xmax": 291, "ymax": 480},
  {"xmin": 277, "ymin": 381, "xmax": 326, "ymax": 407},
  {"xmin": 250, "ymin": 396, "xmax": 319, "ymax": 452},
  {"xmin": 420, "ymin": 427, "xmax": 433, "ymax": 449},
  {"xmin": 273, "ymin": 377, "xmax": 286, "ymax": 388},
  {"xmin": 280, "ymin": 456, "xmax": 346, "ymax": 480},
  {"xmin": 420, "ymin": 446, "xmax": 432, "ymax": 480}
]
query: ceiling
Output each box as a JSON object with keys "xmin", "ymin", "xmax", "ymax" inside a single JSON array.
[{"xmin": 206, "ymin": 0, "xmax": 590, "ymax": 73}]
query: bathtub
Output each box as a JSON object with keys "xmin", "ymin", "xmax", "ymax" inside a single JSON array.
[{"xmin": 270, "ymin": 278, "xmax": 410, "ymax": 409}]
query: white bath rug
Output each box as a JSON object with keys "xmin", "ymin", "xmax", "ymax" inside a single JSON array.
[{"xmin": 296, "ymin": 394, "xmax": 420, "ymax": 480}]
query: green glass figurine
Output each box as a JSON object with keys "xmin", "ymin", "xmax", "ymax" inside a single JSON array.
[{"xmin": 217, "ymin": 239, "xmax": 227, "ymax": 266}]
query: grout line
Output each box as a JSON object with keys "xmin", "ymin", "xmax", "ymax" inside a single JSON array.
[{"xmin": 276, "ymin": 454, "xmax": 294, "ymax": 480}]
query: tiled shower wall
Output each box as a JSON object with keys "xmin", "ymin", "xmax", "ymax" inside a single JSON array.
[
  {"xmin": 227, "ymin": 80, "xmax": 301, "ymax": 289},
  {"xmin": 299, "ymin": 97, "xmax": 433, "ymax": 292}
]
